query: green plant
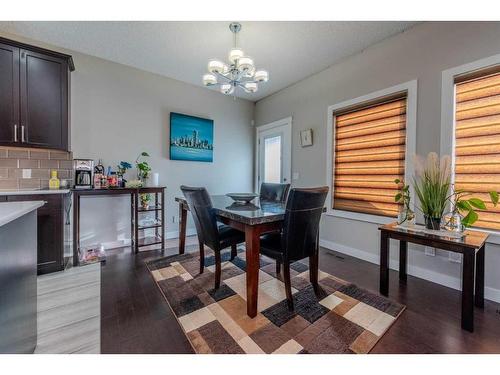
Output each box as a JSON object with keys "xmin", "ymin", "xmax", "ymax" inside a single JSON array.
[
  {"xmin": 135, "ymin": 152, "xmax": 152, "ymax": 180},
  {"xmin": 413, "ymin": 152, "xmax": 451, "ymax": 220},
  {"xmin": 140, "ymin": 193, "xmax": 151, "ymax": 207},
  {"xmin": 394, "ymin": 179, "xmax": 415, "ymax": 225},
  {"xmin": 452, "ymin": 190, "xmax": 499, "ymax": 227},
  {"xmin": 117, "ymin": 161, "xmax": 132, "ymax": 177}
]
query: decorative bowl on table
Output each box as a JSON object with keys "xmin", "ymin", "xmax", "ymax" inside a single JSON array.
[{"xmin": 226, "ymin": 193, "xmax": 259, "ymax": 204}]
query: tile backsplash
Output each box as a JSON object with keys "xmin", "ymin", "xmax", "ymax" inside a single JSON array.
[{"xmin": 0, "ymin": 146, "xmax": 73, "ymax": 190}]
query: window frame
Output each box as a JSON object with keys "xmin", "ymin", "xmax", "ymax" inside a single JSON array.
[
  {"xmin": 441, "ymin": 53, "xmax": 500, "ymax": 244},
  {"xmin": 326, "ymin": 80, "xmax": 418, "ymax": 224}
]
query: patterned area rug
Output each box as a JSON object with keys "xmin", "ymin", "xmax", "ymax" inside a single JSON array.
[{"xmin": 147, "ymin": 248, "xmax": 405, "ymax": 354}]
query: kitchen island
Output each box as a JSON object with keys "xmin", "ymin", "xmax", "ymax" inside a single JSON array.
[{"xmin": 0, "ymin": 201, "xmax": 45, "ymax": 353}]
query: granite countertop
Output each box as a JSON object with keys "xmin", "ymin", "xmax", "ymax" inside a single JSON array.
[
  {"xmin": 0, "ymin": 201, "xmax": 45, "ymax": 227},
  {"xmin": 0, "ymin": 189, "xmax": 71, "ymax": 196}
]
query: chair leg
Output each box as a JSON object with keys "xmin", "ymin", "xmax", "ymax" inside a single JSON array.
[
  {"xmin": 275, "ymin": 261, "xmax": 281, "ymax": 275},
  {"xmin": 309, "ymin": 250, "xmax": 319, "ymax": 294},
  {"xmin": 199, "ymin": 240, "xmax": 205, "ymax": 274},
  {"xmin": 283, "ymin": 260, "xmax": 294, "ymax": 310},
  {"xmin": 214, "ymin": 250, "xmax": 222, "ymax": 290},
  {"xmin": 230, "ymin": 244, "xmax": 237, "ymax": 260}
]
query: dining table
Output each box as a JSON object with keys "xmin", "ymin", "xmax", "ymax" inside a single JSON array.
[{"xmin": 175, "ymin": 195, "xmax": 287, "ymax": 318}]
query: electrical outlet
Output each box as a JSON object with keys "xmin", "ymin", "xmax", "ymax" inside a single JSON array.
[
  {"xmin": 449, "ymin": 252, "xmax": 462, "ymax": 263},
  {"xmin": 22, "ymin": 169, "xmax": 31, "ymax": 179},
  {"xmin": 172, "ymin": 216, "xmax": 176, "ymax": 223},
  {"xmin": 292, "ymin": 172, "xmax": 300, "ymax": 180},
  {"xmin": 424, "ymin": 246, "xmax": 436, "ymax": 256}
]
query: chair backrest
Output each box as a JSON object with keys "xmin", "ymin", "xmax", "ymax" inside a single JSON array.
[
  {"xmin": 281, "ymin": 187, "xmax": 329, "ymax": 262},
  {"xmin": 180, "ymin": 186, "xmax": 220, "ymax": 250},
  {"xmin": 260, "ymin": 182, "xmax": 291, "ymax": 203}
]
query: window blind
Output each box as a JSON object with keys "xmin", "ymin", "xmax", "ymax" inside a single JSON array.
[
  {"xmin": 332, "ymin": 96, "xmax": 407, "ymax": 217},
  {"xmin": 455, "ymin": 70, "xmax": 500, "ymax": 230}
]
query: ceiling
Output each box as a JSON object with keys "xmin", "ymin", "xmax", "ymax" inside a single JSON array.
[{"xmin": 0, "ymin": 21, "xmax": 418, "ymax": 101}]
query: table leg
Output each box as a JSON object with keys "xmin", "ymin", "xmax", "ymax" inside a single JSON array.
[
  {"xmin": 245, "ymin": 225, "xmax": 260, "ymax": 318},
  {"xmin": 179, "ymin": 202, "xmax": 187, "ymax": 255},
  {"xmin": 475, "ymin": 245, "xmax": 485, "ymax": 308},
  {"xmin": 134, "ymin": 192, "xmax": 139, "ymax": 254},
  {"xmin": 399, "ymin": 240, "xmax": 408, "ymax": 283},
  {"xmin": 161, "ymin": 189, "xmax": 165, "ymax": 250},
  {"xmin": 72, "ymin": 193, "xmax": 80, "ymax": 266},
  {"xmin": 379, "ymin": 231, "xmax": 389, "ymax": 296},
  {"xmin": 462, "ymin": 251, "xmax": 475, "ymax": 332},
  {"xmin": 130, "ymin": 192, "xmax": 134, "ymax": 250}
]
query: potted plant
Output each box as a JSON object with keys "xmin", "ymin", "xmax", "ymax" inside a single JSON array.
[
  {"xmin": 140, "ymin": 193, "xmax": 151, "ymax": 209},
  {"xmin": 135, "ymin": 152, "xmax": 152, "ymax": 184},
  {"xmin": 117, "ymin": 161, "xmax": 132, "ymax": 187},
  {"xmin": 394, "ymin": 179, "xmax": 415, "ymax": 226},
  {"xmin": 412, "ymin": 152, "xmax": 499, "ymax": 230},
  {"xmin": 413, "ymin": 153, "xmax": 451, "ymax": 229}
]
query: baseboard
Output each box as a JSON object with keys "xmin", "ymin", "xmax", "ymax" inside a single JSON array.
[
  {"xmin": 96, "ymin": 228, "xmax": 197, "ymax": 250},
  {"xmin": 166, "ymin": 228, "xmax": 197, "ymax": 239},
  {"xmin": 319, "ymin": 238, "xmax": 500, "ymax": 303}
]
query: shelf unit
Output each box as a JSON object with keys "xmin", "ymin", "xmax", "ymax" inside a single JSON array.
[{"xmin": 132, "ymin": 187, "xmax": 166, "ymax": 253}]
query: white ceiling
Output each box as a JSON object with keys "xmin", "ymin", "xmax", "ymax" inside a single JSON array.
[{"xmin": 0, "ymin": 21, "xmax": 418, "ymax": 101}]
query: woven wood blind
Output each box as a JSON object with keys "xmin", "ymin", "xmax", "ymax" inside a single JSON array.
[
  {"xmin": 455, "ymin": 71, "xmax": 500, "ymax": 230},
  {"xmin": 332, "ymin": 97, "xmax": 407, "ymax": 217}
]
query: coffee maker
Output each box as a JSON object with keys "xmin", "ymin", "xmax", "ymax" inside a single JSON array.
[{"xmin": 74, "ymin": 159, "xmax": 94, "ymax": 189}]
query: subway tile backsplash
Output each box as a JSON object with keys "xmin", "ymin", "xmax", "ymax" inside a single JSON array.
[{"xmin": 0, "ymin": 146, "xmax": 73, "ymax": 190}]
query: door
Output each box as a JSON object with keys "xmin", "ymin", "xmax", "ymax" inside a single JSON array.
[
  {"xmin": 20, "ymin": 49, "xmax": 68, "ymax": 150},
  {"xmin": 0, "ymin": 43, "xmax": 20, "ymax": 145},
  {"xmin": 256, "ymin": 117, "xmax": 292, "ymax": 190}
]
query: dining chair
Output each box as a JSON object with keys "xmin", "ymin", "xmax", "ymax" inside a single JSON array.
[
  {"xmin": 180, "ymin": 185, "xmax": 245, "ymax": 289},
  {"xmin": 259, "ymin": 186, "xmax": 329, "ymax": 310},
  {"xmin": 259, "ymin": 182, "xmax": 291, "ymax": 203}
]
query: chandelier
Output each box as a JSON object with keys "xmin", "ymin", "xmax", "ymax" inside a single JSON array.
[{"xmin": 202, "ymin": 22, "xmax": 269, "ymax": 95}]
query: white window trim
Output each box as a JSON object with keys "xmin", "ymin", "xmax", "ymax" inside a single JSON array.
[
  {"xmin": 326, "ymin": 80, "xmax": 418, "ymax": 225},
  {"xmin": 441, "ymin": 53, "xmax": 500, "ymax": 245}
]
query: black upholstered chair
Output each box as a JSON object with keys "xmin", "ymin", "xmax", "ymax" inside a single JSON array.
[
  {"xmin": 259, "ymin": 182, "xmax": 291, "ymax": 203},
  {"xmin": 259, "ymin": 186, "xmax": 328, "ymax": 309},
  {"xmin": 180, "ymin": 186, "xmax": 245, "ymax": 289}
]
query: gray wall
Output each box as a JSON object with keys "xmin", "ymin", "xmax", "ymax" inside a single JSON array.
[
  {"xmin": 254, "ymin": 21, "xmax": 500, "ymax": 302},
  {"xmin": 70, "ymin": 52, "xmax": 255, "ymax": 246}
]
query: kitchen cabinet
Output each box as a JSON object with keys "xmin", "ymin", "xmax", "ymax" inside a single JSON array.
[
  {"xmin": 6, "ymin": 194, "xmax": 66, "ymax": 275},
  {"xmin": 0, "ymin": 37, "xmax": 74, "ymax": 151}
]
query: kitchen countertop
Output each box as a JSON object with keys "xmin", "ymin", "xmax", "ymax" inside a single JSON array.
[
  {"xmin": 0, "ymin": 189, "xmax": 71, "ymax": 196},
  {"xmin": 0, "ymin": 201, "xmax": 45, "ymax": 227}
]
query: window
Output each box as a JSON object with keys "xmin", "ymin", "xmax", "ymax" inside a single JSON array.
[
  {"xmin": 454, "ymin": 69, "xmax": 500, "ymax": 231},
  {"xmin": 332, "ymin": 95, "xmax": 407, "ymax": 217}
]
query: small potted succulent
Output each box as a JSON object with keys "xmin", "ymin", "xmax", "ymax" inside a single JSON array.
[{"xmin": 140, "ymin": 193, "xmax": 151, "ymax": 209}]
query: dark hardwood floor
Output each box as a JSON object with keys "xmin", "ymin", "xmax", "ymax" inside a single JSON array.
[{"xmin": 101, "ymin": 238, "xmax": 500, "ymax": 354}]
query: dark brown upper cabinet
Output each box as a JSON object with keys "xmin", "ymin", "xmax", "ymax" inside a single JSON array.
[{"xmin": 0, "ymin": 37, "xmax": 74, "ymax": 151}]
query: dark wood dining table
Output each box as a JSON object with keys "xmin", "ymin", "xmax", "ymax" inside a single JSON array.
[{"xmin": 175, "ymin": 195, "xmax": 287, "ymax": 318}]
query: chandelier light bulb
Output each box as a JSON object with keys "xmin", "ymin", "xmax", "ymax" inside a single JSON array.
[
  {"xmin": 254, "ymin": 70, "xmax": 269, "ymax": 82},
  {"xmin": 208, "ymin": 59, "xmax": 225, "ymax": 74},
  {"xmin": 220, "ymin": 83, "xmax": 234, "ymax": 95},
  {"xmin": 244, "ymin": 82, "xmax": 258, "ymax": 93},
  {"xmin": 228, "ymin": 48, "xmax": 245, "ymax": 63},
  {"xmin": 244, "ymin": 66, "xmax": 255, "ymax": 78},
  {"xmin": 237, "ymin": 56, "xmax": 254, "ymax": 72},
  {"xmin": 202, "ymin": 74, "xmax": 217, "ymax": 86}
]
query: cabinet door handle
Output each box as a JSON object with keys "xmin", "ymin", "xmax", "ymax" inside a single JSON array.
[
  {"xmin": 14, "ymin": 124, "xmax": 18, "ymax": 142},
  {"xmin": 21, "ymin": 125, "xmax": 25, "ymax": 143}
]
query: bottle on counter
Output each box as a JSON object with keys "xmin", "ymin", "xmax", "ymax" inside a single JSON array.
[{"xmin": 49, "ymin": 170, "xmax": 60, "ymax": 190}]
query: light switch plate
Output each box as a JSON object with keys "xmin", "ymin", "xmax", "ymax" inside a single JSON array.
[{"xmin": 22, "ymin": 169, "xmax": 31, "ymax": 179}]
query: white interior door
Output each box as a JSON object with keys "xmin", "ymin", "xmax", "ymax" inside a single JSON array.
[{"xmin": 256, "ymin": 117, "xmax": 292, "ymax": 190}]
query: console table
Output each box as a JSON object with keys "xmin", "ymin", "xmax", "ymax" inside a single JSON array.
[
  {"xmin": 72, "ymin": 187, "xmax": 165, "ymax": 265},
  {"xmin": 378, "ymin": 222, "xmax": 489, "ymax": 332}
]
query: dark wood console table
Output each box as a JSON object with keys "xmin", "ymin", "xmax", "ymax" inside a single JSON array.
[
  {"xmin": 378, "ymin": 222, "xmax": 489, "ymax": 332},
  {"xmin": 72, "ymin": 187, "xmax": 165, "ymax": 265}
]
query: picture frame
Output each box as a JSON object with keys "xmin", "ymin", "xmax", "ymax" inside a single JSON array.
[
  {"xmin": 169, "ymin": 112, "xmax": 214, "ymax": 162},
  {"xmin": 300, "ymin": 129, "xmax": 313, "ymax": 147}
]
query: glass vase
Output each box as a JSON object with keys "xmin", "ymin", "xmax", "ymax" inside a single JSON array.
[
  {"xmin": 398, "ymin": 207, "xmax": 416, "ymax": 227},
  {"xmin": 446, "ymin": 213, "xmax": 464, "ymax": 233},
  {"xmin": 424, "ymin": 215, "xmax": 442, "ymax": 230}
]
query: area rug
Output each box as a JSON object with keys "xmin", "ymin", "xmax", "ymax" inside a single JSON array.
[{"xmin": 146, "ymin": 248, "xmax": 405, "ymax": 354}]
